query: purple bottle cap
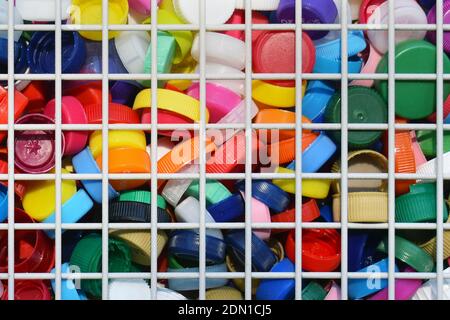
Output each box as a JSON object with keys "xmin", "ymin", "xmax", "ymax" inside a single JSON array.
[
  {"xmin": 277, "ymin": 0, "xmax": 338, "ymax": 40},
  {"xmin": 111, "ymin": 81, "xmax": 143, "ymax": 107},
  {"xmin": 14, "ymin": 114, "xmax": 65, "ymax": 174},
  {"xmin": 427, "ymin": 0, "xmax": 450, "ymax": 53}
]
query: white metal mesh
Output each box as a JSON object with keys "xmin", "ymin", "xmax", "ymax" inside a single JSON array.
[{"xmin": 0, "ymin": 0, "xmax": 447, "ymax": 300}]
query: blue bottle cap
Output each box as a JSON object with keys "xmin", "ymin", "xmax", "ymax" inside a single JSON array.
[
  {"xmin": 225, "ymin": 230, "xmax": 277, "ymax": 272},
  {"xmin": 235, "ymin": 180, "xmax": 291, "ymax": 213},
  {"xmin": 348, "ymin": 258, "xmax": 399, "ymax": 299},
  {"xmin": 168, "ymin": 263, "xmax": 228, "ymax": 291},
  {"xmin": 207, "ymin": 193, "xmax": 245, "ymax": 223},
  {"xmin": 80, "ymin": 39, "xmax": 128, "ymax": 74},
  {"xmin": 72, "ymin": 147, "xmax": 119, "ymax": 203},
  {"xmin": 315, "ymin": 30, "xmax": 367, "ymax": 59},
  {"xmin": 256, "ymin": 258, "xmax": 295, "ymax": 300},
  {"xmin": 168, "ymin": 230, "xmax": 226, "ymax": 265},
  {"xmin": 51, "ymin": 263, "xmax": 84, "ymax": 300},
  {"xmin": 0, "ymin": 184, "xmax": 7, "ymax": 223},
  {"xmin": 302, "ymin": 80, "xmax": 336, "ymax": 123},
  {"xmin": 27, "ymin": 31, "xmax": 87, "ymax": 74},
  {"xmin": 0, "ymin": 38, "xmax": 28, "ymax": 74},
  {"xmin": 42, "ymin": 189, "xmax": 94, "ymax": 239},
  {"xmin": 314, "ymin": 54, "xmax": 363, "ymax": 74},
  {"xmin": 287, "ymin": 133, "xmax": 337, "ymax": 173}
]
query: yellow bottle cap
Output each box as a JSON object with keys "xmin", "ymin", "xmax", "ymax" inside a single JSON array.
[
  {"xmin": 332, "ymin": 192, "xmax": 388, "ymax": 222},
  {"xmin": 22, "ymin": 168, "xmax": 77, "ymax": 221},
  {"xmin": 252, "ymin": 80, "xmax": 306, "ymax": 108},
  {"xmin": 133, "ymin": 88, "xmax": 209, "ymax": 123},
  {"xmin": 70, "ymin": 0, "xmax": 129, "ymax": 41},
  {"xmin": 109, "ymin": 229, "xmax": 168, "ymax": 266},
  {"xmin": 88, "ymin": 130, "xmax": 147, "ymax": 159},
  {"xmin": 272, "ymin": 167, "xmax": 331, "ymax": 199}
]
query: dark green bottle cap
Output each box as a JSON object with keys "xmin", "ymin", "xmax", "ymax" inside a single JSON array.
[
  {"xmin": 325, "ymin": 86, "xmax": 387, "ymax": 149},
  {"xmin": 375, "ymin": 40, "xmax": 450, "ymax": 120},
  {"xmin": 302, "ymin": 281, "xmax": 327, "ymax": 300},
  {"xmin": 416, "ymin": 130, "xmax": 450, "ymax": 157}
]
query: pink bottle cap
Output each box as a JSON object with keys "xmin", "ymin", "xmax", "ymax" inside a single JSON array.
[
  {"xmin": 368, "ymin": 267, "xmax": 422, "ymax": 300},
  {"xmin": 14, "ymin": 113, "xmax": 65, "ymax": 174},
  {"xmin": 43, "ymin": 96, "xmax": 88, "ymax": 156},
  {"xmin": 187, "ymin": 83, "xmax": 242, "ymax": 123},
  {"xmin": 240, "ymin": 191, "xmax": 271, "ymax": 240},
  {"xmin": 129, "ymin": 0, "xmax": 161, "ymax": 15}
]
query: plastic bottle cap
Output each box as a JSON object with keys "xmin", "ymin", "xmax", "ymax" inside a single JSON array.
[
  {"xmin": 224, "ymin": 9, "xmax": 269, "ymax": 43},
  {"xmin": 376, "ymin": 40, "xmax": 450, "ymax": 120},
  {"xmin": 95, "ymin": 147, "xmax": 150, "ymax": 191},
  {"xmin": 22, "ymin": 168, "xmax": 76, "ymax": 221},
  {"xmin": 14, "ymin": 113, "xmax": 65, "ymax": 174},
  {"xmin": 186, "ymin": 82, "xmax": 242, "ymax": 123},
  {"xmin": 10, "ymin": 280, "xmax": 52, "ymax": 300},
  {"xmin": 0, "ymin": 86, "xmax": 29, "ymax": 143},
  {"xmin": 277, "ymin": 0, "xmax": 338, "ymax": 40},
  {"xmin": 70, "ymin": 0, "xmax": 129, "ymax": 41},
  {"xmin": 0, "ymin": 0, "xmax": 23, "ymax": 41},
  {"xmin": 172, "ymin": 0, "xmax": 235, "ymax": 25},
  {"xmin": 235, "ymin": 0, "xmax": 280, "ymax": 10},
  {"xmin": 252, "ymin": 31, "xmax": 315, "ymax": 87},
  {"xmin": 128, "ymin": 0, "xmax": 160, "ymax": 15},
  {"xmin": 43, "ymin": 96, "xmax": 88, "ymax": 156},
  {"xmin": 0, "ymin": 208, "xmax": 55, "ymax": 273},
  {"xmin": 427, "ymin": 0, "xmax": 450, "ymax": 53},
  {"xmin": 27, "ymin": 31, "xmax": 87, "ymax": 74},
  {"xmin": 115, "ymin": 30, "xmax": 150, "ymax": 76},
  {"xmin": 193, "ymin": 62, "xmax": 245, "ymax": 97},
  {"xmin": 325, "ymin": 86, "xmax": 387, "ymax": 149},
  {"xmin": 89, "ymin": 129, "xmax": 147, "ymax": 159},
  {"xmin": 359, "ymin": 0, "xmax": 385, "ymax": 23},
  {"xmin": 17, "ymin": 0, "xmax": 71, "ymax": 21},
  {"xmin": 142, "ymin": 31, "xmax": 176, "ymax": 87},
  {"xmin": 84, "ymin": 102, "xmax": 140, "ymax": 124},
  {"xmin": 367, "ymin": 0, "xmax": 427, "ymax": 54},
  {"xmin": 191, "ymin": 32, "xmax": 246, "ymax": 71}
]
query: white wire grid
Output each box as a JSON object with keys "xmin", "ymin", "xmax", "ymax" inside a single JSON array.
[{"xmin": 0, "ymin": 0, "xmax": 447, "ymax": 300}]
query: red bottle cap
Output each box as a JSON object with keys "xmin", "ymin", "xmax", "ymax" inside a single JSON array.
[
  {"xmin": 14, "ymin": 113, "xmax": 65, "ymax": 174},
  {"xmin": 0, "ymin": 86, "xmax": 29, "ymax": 143},
  {"xmin": 141, "ymin": 109, "xmax": 193, "ymax": 137},
  {"xmin": 224, "ymin": 9, "xmax": 269, "ymax": 43},
  {"xmin": 359, "ymin": 0, "xmax": 386, "ymax": 24},
  {"xmin": 2, "ymin": 280, "xmax": 52, "ymax": 300},
  {"xmin": 84, "ymin": 102, "xmax": 140, "ymax": 124},
  {"xmin": 271, "ymin": 199, "xmax": 321, "ymax": 234},
  {"xmin": 0, "ymin": 208, "xmax": 55, "ymax": 273},
  {"xmin": 21, "ymin": 81, "xmax": 48, "ymax": 114},
  {"xmin": 253, "ymin": 31, "xmax": 315, "ymax": 87},
  {"xmin": 286, "ymin": 229, "xmax": 341, "ymax": 272},
  {"xmin": 62, "ymin": 81, "xmax": 112, "ymax": 107}
]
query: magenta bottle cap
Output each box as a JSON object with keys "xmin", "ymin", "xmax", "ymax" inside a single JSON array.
[
  {"xmin": 14, "ymin": 113, "xmax": 65, "ymax": 174},
  {"xmin": 427, "ymin": 0, "xmax": 450, "ymax": 53}
]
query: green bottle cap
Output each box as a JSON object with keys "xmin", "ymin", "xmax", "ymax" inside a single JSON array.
[
  {"xmin": 375, "ymin": 40, "xmax": 450, "ymax": 120},
  {"xmin": 118, "ymin": 190, "xmax": 167, "ymax": 209},
  {"xmin": 416, "ymin": 130, "xmax": 450, "ymax": 157},
  {"xmin": 302, "ymin": 281, "xmax": 327, "ymax": 300},
  {"xmin": 143, "ymin": 31, "xmax": 176, "ymax": 87},
  {"xmin": 69, "ymin": 233, "xmax": 132, "ymax": 298},
  {"xmin": 395, "ymin": 183, "xmax": 449, "ymax": 223},
  {"xmin": 377, "ymin": 235, "xmax": 434, "ymax": 273},
  {"xmin": 186, "ymin": 180, "xmax": 232, "ymax": 206},
  {"xmin": 325, "ymin": 86, "xmax": 387, "ymax": 149}
]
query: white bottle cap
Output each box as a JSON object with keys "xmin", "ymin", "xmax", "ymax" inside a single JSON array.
[{"xmin": 16, "ymin": 0, "xmax": 71, "ymax": 22}]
